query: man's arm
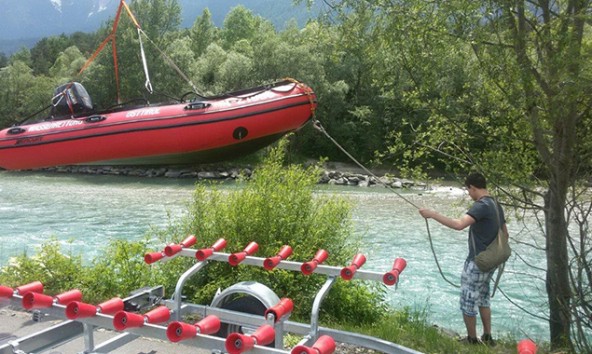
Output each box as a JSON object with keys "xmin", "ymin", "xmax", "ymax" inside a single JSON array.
[{"xmin": 419, "ymin": 208, "xmax": 476, "ymax": 231}]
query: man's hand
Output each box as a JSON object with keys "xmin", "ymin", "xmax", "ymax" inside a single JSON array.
[{"xmin": 419, "ymin": 208, "xmax": 436, "ymax": 219}]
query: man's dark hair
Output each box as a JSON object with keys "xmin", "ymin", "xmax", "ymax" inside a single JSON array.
[{"xmin": 465, "ymin": 172, "xmax": 487, "ymax": 189}]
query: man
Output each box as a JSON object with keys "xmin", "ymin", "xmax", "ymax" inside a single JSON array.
[{"xmin": 419, "ymin": 172, "xmax": 507, "ymax": 346}]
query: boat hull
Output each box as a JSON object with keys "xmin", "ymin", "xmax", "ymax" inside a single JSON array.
[{"xmin": 0, "ymin": 81, "xmax": 316, "ymax": 170}]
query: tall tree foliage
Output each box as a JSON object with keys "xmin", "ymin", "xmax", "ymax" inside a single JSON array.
[
  {"xmin": 189, "ymin": 9, "xmax": 219, "ymax": 56},
  {"xmin": 325, "ymin": 0, "xmax": 591, "ymax": 350},
  {"xmin": 0, "ymin": 58, "xmax": 55, "ymax": 127},
  {"xmin": 435, "ymin": 2, "xmax": 591, "ymax": 350}
]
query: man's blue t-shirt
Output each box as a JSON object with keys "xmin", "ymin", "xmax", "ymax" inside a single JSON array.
[{"xmin": 466, "ymin": 196, "xmax": 505, "ymax": 261}]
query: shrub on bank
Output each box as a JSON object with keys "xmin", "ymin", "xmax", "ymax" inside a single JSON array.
[{"xmin": 147, "ymin": 138, "xmax": 388, "ymax": 323}]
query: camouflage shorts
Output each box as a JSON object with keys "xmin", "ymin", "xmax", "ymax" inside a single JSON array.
[{"xmin": 460, "ymin": 260, "xmax": 494, "ymax": 317}]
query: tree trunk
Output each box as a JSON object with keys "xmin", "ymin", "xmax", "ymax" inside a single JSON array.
[
  {"xmin": 544, "ymin": 150, "xmax": 574, "ymax": 350},
  {"xmin": 543, "ymin": 55, "xmax": 581, "ymax": 348}
]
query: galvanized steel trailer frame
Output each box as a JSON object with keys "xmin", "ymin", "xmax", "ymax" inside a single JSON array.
[{"xmin": 0, "ymin": 243, "xmax": 420, "ymax": 354}]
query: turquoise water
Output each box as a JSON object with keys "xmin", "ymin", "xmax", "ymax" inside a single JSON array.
[{"xmin": 0, "ymin": 171, "xmax": 549, "ymax": 342}]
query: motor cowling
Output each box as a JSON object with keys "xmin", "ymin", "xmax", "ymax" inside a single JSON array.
[{"xmin": 51, "ymin": 82, "xmax": 93, "ymax": 118}]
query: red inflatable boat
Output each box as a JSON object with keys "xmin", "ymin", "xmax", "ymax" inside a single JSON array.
[{"xmin": 0, "ymin": 80, "xmax": 316, "ymax": 170}]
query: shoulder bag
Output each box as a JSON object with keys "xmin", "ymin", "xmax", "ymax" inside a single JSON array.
[{"xmin": 471, "ymin": 198, "xmax": 511, "ymax": 272}]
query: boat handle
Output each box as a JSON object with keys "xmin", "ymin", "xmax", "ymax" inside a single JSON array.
[
  {"xmin": 184, "ymin": 102, "xmax": 211, "ymax": 110},
  {"xmin": 7, "ymin": 127, "xmax": 26, "ymax": 135},
  {"xmin": 85, "ymin": 115, "xmax": 107, "ymax": 123}
]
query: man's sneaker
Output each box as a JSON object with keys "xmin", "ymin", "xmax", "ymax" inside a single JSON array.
[
  {"xmin": 481, "ymin": 333, "xmax": 496, "ymax": 346},
  {"xmin": 458, "ymin": 336, "xmax": 481, "ymax": 345}
]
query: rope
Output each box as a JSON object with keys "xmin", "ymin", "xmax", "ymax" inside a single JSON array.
[
  {"xmin": 312, "ymin": 118, "xmax": 526, "ymax": 300},
  {"xmin": 312, "ymin": 118, "xmax": 460, "ymax": 288},
  {"xmin": 312, "ymin": 118, "xmax": 534, "ymax": 322},
  {"xmin": 283, "ymin": 77, "xmax": 317, "ymax": 115},
  {"xmin": 496, "ymin": 282, "xmax": 549, "ymax": 321},
  {"xmin": 312, "ymin": 119, "xmax": 418, "ymax": 208},
  {"xmin": 425, "ymin": 217, "xmax": 461, "ymax": 288},
  {"xmin": 139, "ymin": 30, "xmax": 203, "ymax": 97}
]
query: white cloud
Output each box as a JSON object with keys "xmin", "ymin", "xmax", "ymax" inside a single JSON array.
[{"xmin": 50, "ymin": 0, "xmax": 62, "ymax": 13}]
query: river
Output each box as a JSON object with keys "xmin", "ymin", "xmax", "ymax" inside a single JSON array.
[{"xmin": 0, "ymin": 171, "xmax": 549, "ymax": 342}]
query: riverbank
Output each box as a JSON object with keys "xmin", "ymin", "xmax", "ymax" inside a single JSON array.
[{"xmin": 34, "ymin": 162, "xmax": 429, "ymax": 190}]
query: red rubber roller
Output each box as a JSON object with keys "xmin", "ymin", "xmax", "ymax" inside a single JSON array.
[
  {"xmin": 144, "ymin": 306, "xmax": 171, "ymax": 324},
  {"xmin": 113, "ymin": 311, "xmax": 145, "ymax": 331},
  {"xmin": 64, "ymin": 296, "xmax": 120, "ymax": 318},
  {"xmin": 195, "ymin": 314, "xmax": 221, "ymax": 335},
  {"xmin": 228, "ymin": 241, "xmax": 259, "ymax": 266},
  {"xmin": 55, "ymin": 289, "xmax": 82, "ymax": 305},
  {"xmin": 291, "ymin": 335, "xmax": 336, "ymax": 354},
  {"xmin": 225, "ymin": 324, "xmax": 275, "ymax": 354},
  {"xmin": 167, "ymin": 321, "xmax": 197, "ymax": 343},
  {"xmin": 264, "ymin": 245, "xmax": 293, "ymax": 270},
  {"xmin": 22, "ymin": 292, "xmax": 54, "ymax": 310},
  {"xmin": 97, "ymin": 297, "xmax": 124, "ymax": 315},
  {"xmin": 23, "ymin": 289, "xmax": 82, "ymax": 310},
  {"xmin": 164, "ymin": 235, "xmax": 197, "ymax": 257},
  {"xmin": 114, "ymin": 305, "xmax": 170, "ymax": 330},
  {"xmin": 264, "ymin": 298, "xmax": 294, "ymax": 322},
  {"xmin": 196, "ymin": 238, "xmax": 227, "ymax": 261},
  {"xmin": 144, "ymin": 251, "xmax": 165, "ymax": 264},
  {"xmin": 517, "ymin": 339, "xmax": 537, "ymax": 354},
  {"xmin": 301, "ymin": 249, "xmax": 329, "ymax": 275},
  {"xmin": 166, "ymin": 315, "xmax": 221, "ymax": 342},
  {"xmin": 0, "ymin": 285, "xmax": 14, "ymax": 298},
  {"xmin": 15, "ymin": 281, "xmax": 43, "ymax": 296},
  {"xmin": 383, "ymin": 258, "xmax": 407, "ymax": 286},
  {"xmin": 66, "ymin": 301, "xmax": 97, "ymax": 319},
  {"xmin": 340, "ymin": 254, "xmax": 366, "ymax": 280}
]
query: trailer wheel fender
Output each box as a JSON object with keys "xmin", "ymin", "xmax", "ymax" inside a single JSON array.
[{"xmin": 210, "ymin": 281, "xmax": 279, "ymax": 342}]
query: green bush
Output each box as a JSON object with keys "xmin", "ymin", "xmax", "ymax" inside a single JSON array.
[
  {"xmin": 0, "ymin": 238, "xmax": 173, "ymax": 304},
  {"xmin": 148, "ymin": 138, "xmax": 388, "ymax": 323},
  {"xmin": 0, "ymin": 240, "xmax": 85, "ymax": 293}
]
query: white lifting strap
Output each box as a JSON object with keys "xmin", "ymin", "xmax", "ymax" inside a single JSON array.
[{"xmin": 137, "ymin": 28, "xmax": 153, "ymax": 94}]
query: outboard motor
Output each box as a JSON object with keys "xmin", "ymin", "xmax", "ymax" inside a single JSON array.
[{"xmin": 50, "ymin": 82, "xmax": 93, "ymax": 118}]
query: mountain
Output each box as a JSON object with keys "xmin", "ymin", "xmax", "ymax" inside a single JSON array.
[
  {"xmin": 0, "ymin": 0, "xmax": 324, "ymax": 55},
  {"xmin": 0, "ymin": 0, "xmax": 115, "ymax": 41},
  {"xmin": 177, "ymin": 0, "xmax": 322, "ymax": 29}
]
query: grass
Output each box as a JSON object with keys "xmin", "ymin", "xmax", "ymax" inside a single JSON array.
[{"xmin": 323, "ymin": 308, "xmax": 550, "ymax": 354}]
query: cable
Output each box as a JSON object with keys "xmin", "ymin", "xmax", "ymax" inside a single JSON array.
[{"xmin": 312, "ymin": 118, "xmax": 460, "ymax": 287}]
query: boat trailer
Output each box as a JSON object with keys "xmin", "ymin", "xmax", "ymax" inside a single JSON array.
[{"xmin": 0, "ymin": 236, "xmax": 420, "ymax": 354}]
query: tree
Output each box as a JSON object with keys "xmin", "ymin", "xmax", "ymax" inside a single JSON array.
[
  {"xmin": 0, "ymin": 60, "xmax": 55, "ymax": 127},
  {"xmin": 30, "ymin": 35, "xmax": 70, "ymax": 76},
  {"xmin": 129, "ymin": 0, "xmax": 182, "ymax": 40},
  {"xmin": 436, "ymin": 2, "xmax": 591, "ymax": 350},
  {"xmin": 340, "ymin": 0, "xmax": 591, "ymax": 349},
  {"xmin": 49, "ymin": 46, "xmax": 87, "ymax": 82},
  {"xmin": 0, "ymin": 52, "xmax": 9, "ymax": 69},
  {"xmin": 189, "ymin": 8, "xmax": 219, "ymax": 56},
  {"xmin": 221, "ymin": 6, "xmax": 264, "ymax": 49}
]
